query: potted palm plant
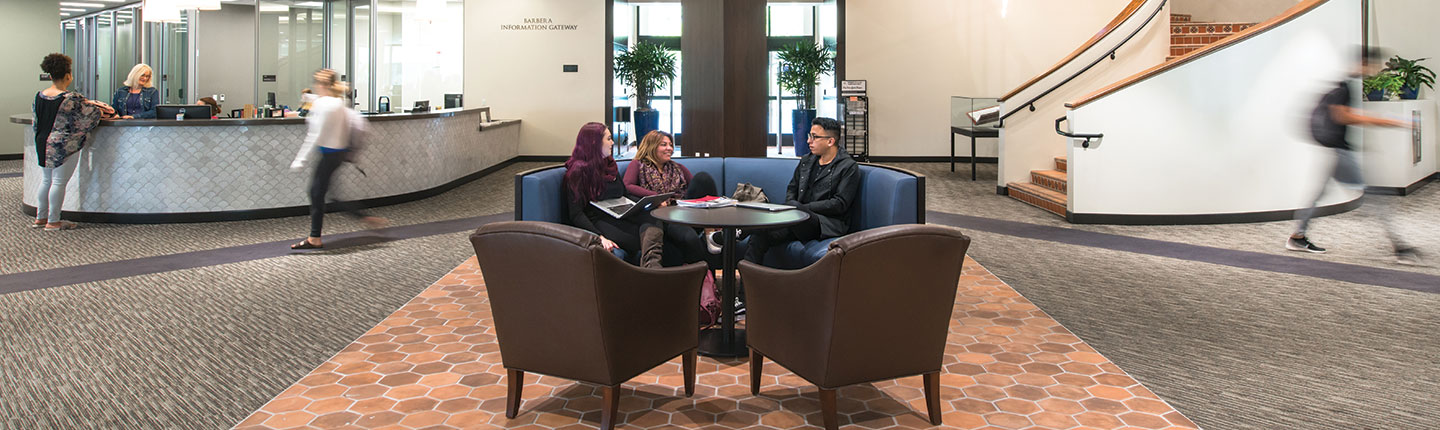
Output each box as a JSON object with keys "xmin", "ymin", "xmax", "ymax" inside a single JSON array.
[
  {"xmin": 1385, "ymin": 55, "xmax": 1435, "ymax": 100},
  {"xmin": 1363, "ymin": 72, "xmax": 1403, "ymax": 101},
  {"xmin": 777, "ymin": 42, "xmax": 834, "ymax": 156},
  {"xmin": 614, "ymin": 41, "xmax": 677, "ymax": 143}
]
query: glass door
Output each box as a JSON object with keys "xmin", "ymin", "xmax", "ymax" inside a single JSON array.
[{"xmin": 766, "ymin": 1, "xmax": 837, "ymax": 157}]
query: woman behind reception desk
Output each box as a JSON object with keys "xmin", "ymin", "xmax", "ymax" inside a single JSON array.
[{"xmin": 110, "ymin": 64, "xmax": 159, "ymax": 119}]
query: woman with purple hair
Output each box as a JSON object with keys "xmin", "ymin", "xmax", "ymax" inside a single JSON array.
[{"xmin": 563, "ymin": 122, "xmax": 666, "ymax": 267}]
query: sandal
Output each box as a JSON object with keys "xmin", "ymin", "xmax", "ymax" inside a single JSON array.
[
  {"xmin": 290, "ymin": 240, "xmax": 323, "ymax": 250},
  {"xmin": 43, "ymin": 221, "xmax": 78, "ymax": 231},
  {"xmin": 30, "ymin": 220, "xmax": 47, "ymax": 228}
]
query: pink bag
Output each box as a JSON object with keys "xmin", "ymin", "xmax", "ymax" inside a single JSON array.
[{"xmin": 700, "ymin": 270, "xmax": 720, "ymax": 326}]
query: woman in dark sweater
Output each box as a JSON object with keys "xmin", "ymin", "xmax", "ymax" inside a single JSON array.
[
  {"xmin": 31, "ymin": 53, "xmax": 108, "ymax": 230},
  {"xmin": 110, "ymin": 64, "xmax": 159, "ymax": 119},
  {"xmin": 564, "ymin": 122, "xmax": 665, "ymax": 268}
]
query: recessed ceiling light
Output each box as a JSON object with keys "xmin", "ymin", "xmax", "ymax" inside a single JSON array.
[
  {"xmin": 60, "ymin": 8, "xmax": 86, "ymax": 12},
  {"xmin": 59, "ymin": 2, "xmax": 106, "ymax": 7},
  {"xmin": 61, "ymin": 12, "xmax": 73, "ymax": 16}
]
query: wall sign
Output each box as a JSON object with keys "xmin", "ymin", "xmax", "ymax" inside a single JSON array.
[
  {"xmin": 262, "ymin": 75, "xmax": 277, "ymax": 82},
  {"xmin": 502, "ymin": 17, "xmax": 578, "ymax": 31},
  {"xmin": 40, "ymin": 73, "xmax": 51, "ymax": 81}
]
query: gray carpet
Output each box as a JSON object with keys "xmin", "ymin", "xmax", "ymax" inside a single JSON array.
[{"xmin": 0, "ymin": 159, "xmax": 1437, "ymax": 429}]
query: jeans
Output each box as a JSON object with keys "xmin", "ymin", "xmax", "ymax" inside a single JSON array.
[
  {"xmin": 35, "ymin": 159, "xmax": 79, "ymax": 222},
  {"xmin": 309, "ymin": 150, "xmax": 369, "ymax": 237}
]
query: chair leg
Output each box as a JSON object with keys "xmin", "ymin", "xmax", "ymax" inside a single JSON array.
[
  {"xmin": 819, "ymin": 388, "xmax": 839, "ymax": 430},
  {"xmin": 750, "ymin": 349, "xmax": 764, "ymax": 395},
  {"xmin": 505, "ymin": 369, "xmax": 524, "ymax": 419},
  {"xmin": 600, "ymin": 384, "xmax": 621, "ymax": 430},
  {"xmin": 923, "ymin": 371, "xmax": 942, "ymax": 425},
  {"xmin": 683, "ymin": 348, "xmax": 697, "ymax": 397}
]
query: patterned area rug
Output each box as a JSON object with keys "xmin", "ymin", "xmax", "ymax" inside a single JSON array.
[{"xmin": 235, "ymin": 256, "xmax": 1199, "ymax": 429}]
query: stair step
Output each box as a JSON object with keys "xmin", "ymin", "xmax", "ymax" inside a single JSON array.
[
  {"xmin": 1170, "ymin": 34, "xmax": 1238, "ymax": 45},
  {"xmin": 1170, "ymin": 44, "xmax": 1207, "ymax": 57},
  {"xmin": 1007, "ymin": 182, "xmax": 1067, "ymax": 218},
  {"xmin": 1171, "ymin": 13, "xmax": 1192, "ymax": 23},
  {"xmin": 1030, "ymin": 169, "xmax": 1068, "ymax": 194},
  {"xmin": 1055, "ymin": 156, "xmax": 1067, "ymax": 172}
]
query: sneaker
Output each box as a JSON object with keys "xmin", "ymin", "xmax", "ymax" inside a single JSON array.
[
  {"xmin": 1395, "ymin": 247, "xmax": 1423, "ymax": 266},
  {"xmin": 1286, "ymin": 236, "xmax": 1326, "ymax": 254},
  {"xmin": 734, "ymin": 297, "xmax": 746, "ymax": 315},
  {"xmin": 705, "ymin": 231, "xmax": 723, "ymax": 254}
]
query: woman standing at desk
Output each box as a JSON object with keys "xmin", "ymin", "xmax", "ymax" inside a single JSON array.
[
  {"xmin": 110, "ymin": 64, "xmax": 158, "ymax": 119},
  {"xmin": 31, "ymin": 53, "xmax": 108, "ymax": 230}
]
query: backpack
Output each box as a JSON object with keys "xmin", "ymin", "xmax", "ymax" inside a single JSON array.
[
  {"xmin": 733, "ymin": 182, "xmax": 768, "ymax": 203},
  {"xmin": 344, "ymin": 108, "xmax": 369, "ymax": 163}
]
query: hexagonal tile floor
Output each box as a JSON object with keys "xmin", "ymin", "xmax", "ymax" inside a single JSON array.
[{"xmin": 235, "ymin": 256, "xmax": 1199, "ymax": 429}]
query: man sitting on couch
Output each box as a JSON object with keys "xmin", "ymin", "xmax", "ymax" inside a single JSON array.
[{"xmin": 744, "ymin": 117, "xmax": 861, "ymax": 266}]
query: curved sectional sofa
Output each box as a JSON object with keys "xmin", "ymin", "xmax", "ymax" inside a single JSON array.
[{"xmin": 515, "ymin": 157, "xmax": 925, "ymax": 269}]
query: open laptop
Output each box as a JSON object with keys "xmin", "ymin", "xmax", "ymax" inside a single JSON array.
[{"xmin": 590, "ymin": 193, "xmax": 674, "ymax": 219}]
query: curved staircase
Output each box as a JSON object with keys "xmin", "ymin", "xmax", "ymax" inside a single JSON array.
[{"xmin": 1004, "ymin": 12, "xmax": 1259, "ymax": 219}]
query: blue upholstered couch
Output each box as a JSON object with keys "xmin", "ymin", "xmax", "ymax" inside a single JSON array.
[{"xmin": 514, "ymin": 157, "xmax": 925, "ymax": 269}]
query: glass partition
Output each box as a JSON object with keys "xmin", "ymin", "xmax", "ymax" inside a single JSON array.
[
  {"xmin": 160, "ymin": 14, "xmax": 190, "ymax": 104},
  {"xmin": 611, "ymin": 1, "xmax": 681, "ymax": 158},
  {"xmin": 373, "ymin": 0, "xmax": 464, "ymax": 114},
  {"xmin": 258, "ymin": 1, "xmax": 325, "ymax": 109},
  {"xmin": 351, "ymin": 0, "xmax": 370, "ymax": 110},
  {"xmin": 97, "ymin": 13, "xmax": 114, "ymax": 101},
  {"xmin": 115, "ymin": 8, "xmax": 138, "ymax": 94}
]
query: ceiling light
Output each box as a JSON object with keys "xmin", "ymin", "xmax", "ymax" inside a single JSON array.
[
  {"xmin": 175, "ymin": 0, "xmax": 221, "ymax": 10},
  {"xmin": 60, "ymin": 2, "xmax": 106, "ymax": 7},
  {"xmin": 143, "ymin": 0, "xmax": 182, "ymax": 22},
  {"xmin": 60, "ymin": 8, "xmax": 86, "ymax": 12},
  {"xmin": 61, "ymin": 12, "xmax": 73, "ymax": 16}
]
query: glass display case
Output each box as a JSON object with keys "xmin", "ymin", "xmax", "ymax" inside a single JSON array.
[{"xmin": 950, "ymin": 96, "xmax": 1001, "ymax": 179}]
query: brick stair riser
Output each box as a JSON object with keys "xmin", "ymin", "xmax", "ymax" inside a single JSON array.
[
  {"xmin": 1170, "ymin": 46, "xmax": 1205, "ymax": 57},
  {"xmin": 1031, "ymin": 173, "xmax": 1067, "ymax": 194},
  {"xmin": 1009, "ymin": 188, "xmax": 1066, "ymax": 217},
  {"xmin": 1171, "ymin": 14, "xmax": 1191, "ymax": 23},
  {"xmin": 1055, "ymin": 158, "xmax": 1067, "ymax": 172},
  {"xmin": 1171, "ymin": 34, "xmax": 1235, "ymax": 45}
]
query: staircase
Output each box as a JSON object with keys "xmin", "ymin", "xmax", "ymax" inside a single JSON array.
[
  {"xmin": 1168, "ymin": 13, "xmax": 1256, "ymax": 60},
  {"xmin": 1006, "ymin": 156, "xmax": 1068, "ymax": 218}
]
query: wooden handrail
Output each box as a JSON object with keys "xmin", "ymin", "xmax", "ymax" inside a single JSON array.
[
  {"xmin": 1068, "ymin": 0, "xmax": 1330, "ymax": 109},
  {"xmin": 998, "ymin": 0, "xmax": 1147, "ymax": 102}
]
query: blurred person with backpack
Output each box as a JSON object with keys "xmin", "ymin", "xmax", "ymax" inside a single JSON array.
[
  {"xmin": 289, "ymin": 69, "xmax": 387, "ymax": 250},
  {"xmin": 1289, "ymin": 48, "xmax": 1419, "ymax": 264}
]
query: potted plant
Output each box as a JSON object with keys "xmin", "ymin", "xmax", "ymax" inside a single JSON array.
[
  {"xmin": 1384, "ymin": 55, "xmax": 1435, "ymax": 100},
  {"xmin": 777, "ymin": 42, "xmax": 835, "ymax": 156},
  {"xmin": 1362, "ymin": 72, "xmax": 1402, "ymax": 101},
  {"xmin": 614, "ymin": 41, "xmax": 677, "ymax": 143}
]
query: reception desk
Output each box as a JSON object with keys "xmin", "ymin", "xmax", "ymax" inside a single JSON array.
[{"xmin": 9, "ymin": 107, "xmax": 519, "ymax": 223}]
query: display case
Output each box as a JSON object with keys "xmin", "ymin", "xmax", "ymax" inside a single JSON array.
[{"xmin": 950, "ymin": 96, "xmax": 1001, "ymax": 179}]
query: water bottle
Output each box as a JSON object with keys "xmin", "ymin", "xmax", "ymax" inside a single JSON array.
[{"xmin": 176, "ymin": 108, "xmax": 185, "ymax": 121}]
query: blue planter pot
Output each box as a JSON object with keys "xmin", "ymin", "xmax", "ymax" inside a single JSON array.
[
  {"xmin": 1366, "ymin": 89, "xmax": 1387, "ymax": 101},
  {"xmin": 634, "ymin": 110, "xmax": 661, "ymax": 143},
  {"xmin": 1400, "ymin": 86, "xmax": 1420, "ymax": 100},
  {"xmin": 791, "ymin": 109, "xmax": 817, "ymax": 157}
]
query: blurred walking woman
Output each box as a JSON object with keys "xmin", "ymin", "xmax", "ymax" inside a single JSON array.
[
  {"xmin": 289, "ymin": 69, "xmax": 385, "ymax": 249},
  {"xmin": 31, "ymin": 53, "xmax": 108, "ymax": 230},
  {"xmin": 111, "ymin": 64, "xmax": 159, "ymax": 119}
]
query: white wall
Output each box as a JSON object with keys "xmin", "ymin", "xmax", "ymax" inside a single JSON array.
[
  {"xmin": 1067, "ymin": 0, "xmax": 1363, "ymax": 216},
  {"xmin": 845, "ymin": 0, "xmax": 1143, "ymax": 158},
  {"xmin": 1360, "ymin": 101, "xmax": 1435, "ymax": 189},
  {"xmin": 997, "ymin": 0, "xmax": 1171, "ymax": 189},
  {"xmin": 1171, "ymin": 0, "xmax": 1302, "ymax": 23},
  {"xmin": 196, "ymin": 3, "xmax": 257, "ymax": 112},
  {"xmin": 2, "ymin": 1, "xmax": 60, "ymax": 155},
  {"xmin": 464, "ymin": 0, "xmax": 606, "ymax": 156}
]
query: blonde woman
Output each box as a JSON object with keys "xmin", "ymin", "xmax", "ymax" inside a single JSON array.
[
  {"xmin": 289, "ymin": 69, "xmax": 387, "ymax": 249},
  {"xmin": 111, "ymin": 64, "xmax": 159, "ymax": 119},
  {"xmin": 623, "ymin": 130, "xmax": 722, "ymax": 261}
]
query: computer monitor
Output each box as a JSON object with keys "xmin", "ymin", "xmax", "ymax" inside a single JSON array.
[
  {"xmin": 156, "ymin": 105, "xmax": 213, "ymax": 120},
  {"xmin": 444, "ymin": 93, "xmax": 463, "ymax": 109}
]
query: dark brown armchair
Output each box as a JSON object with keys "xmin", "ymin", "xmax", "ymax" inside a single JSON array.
[
  {"xmin": 739, "ymin": 224, "xmax": 971, "ymax": 429},
  {"xmin": 469, "ymin": 221, "xmax": 709, "ymax": 430}
]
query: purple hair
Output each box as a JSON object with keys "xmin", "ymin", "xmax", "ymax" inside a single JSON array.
[{"xmin": 564, "ymin": 122, "xmax": 618, "ymax": 203}]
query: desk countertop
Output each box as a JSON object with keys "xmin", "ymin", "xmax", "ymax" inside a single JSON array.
[{"xmin": 10, "ymin": 106, "xmax": 497, "ymax": 127}]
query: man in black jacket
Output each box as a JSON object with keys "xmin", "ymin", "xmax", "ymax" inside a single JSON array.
[{"xmin": 744, "ymin": 117, "xmax": 860, "ymax": 266}]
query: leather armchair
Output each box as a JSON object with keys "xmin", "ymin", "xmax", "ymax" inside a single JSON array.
[
  {"xmin": 738, "ymin": 224, "xmax": 971, "ymax": 429},
  {"xmin": 470, "ymin": 221, "xmax": 709, "ymax": 430}
]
